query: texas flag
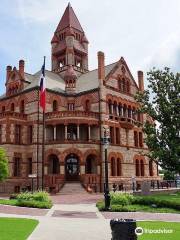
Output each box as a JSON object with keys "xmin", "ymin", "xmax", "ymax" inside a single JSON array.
[{"xmin": 40, "ymin": 58, "xmax": 46, "ymax": 111}]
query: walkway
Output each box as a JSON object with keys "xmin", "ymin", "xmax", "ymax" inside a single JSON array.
[{"xmin": 0, "ymin": 186, "xmax": 180, "ymax": 239}]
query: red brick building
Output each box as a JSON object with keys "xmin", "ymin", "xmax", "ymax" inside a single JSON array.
[{"xmin": 0, "ymin": 3, "xmax": 159, "ymax": 193}]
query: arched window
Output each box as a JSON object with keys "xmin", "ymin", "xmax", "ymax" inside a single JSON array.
[
  {"xmin": 108, "ymin": 100, "xmax": 112, "ymax": 115},
  {"xmin": 140, "ymin": 160, "xmax": 144, "ymax": 176},
  {"xmin": 117, "ymin": 158, "xmax": 122, "ymax": 176},
  {"xmin": 127, "ymin": 81, "xmax": 130, "ymax": 93},
  {"xmin": 11, "ymin": 103, "xmax": 15, "ymax": 112},
  {"xmin": 53, "ymin": 100, "xmax": 58, "ymax": 112},
  {"xmin": 139, "ymin": 132, "xmax": 143, "ymax": 147},
  {"xmin": 134, "ymin": 131, "xmax": 138, "ymax": 147},
  {"xmin": 2, "ymin": 106, "xmax": 5, "ymax": 112},
  {"xmin": 113, "ymin": 102, "xmax": 117, "ymax": 115},
  {"xmin": 122, "ymin": 78, "xmax": 126, "ymax": 92},
  {"xmin": 85, "ymin": 100, "xmax": 90, "ymax": 112},
  {"xmin": 111, "ymin": 157, "xmax": 116, "ymax": 176},
  {"xmin": 20, "ymin": 100, "xmax": 25, "ymax": 113},
  {"xmin": 149, "ymin": 160, "xmax": 153, "ymax": 176},
  {"xmin": 123, "ymin": 105, "xmax": 127, "ymax": 117},
  {"xmin": 135, "ymin": 159, "xmax": 140, "ymax": 176}
]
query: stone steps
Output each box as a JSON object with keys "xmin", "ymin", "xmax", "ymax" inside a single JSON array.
[{"xmin": 60, "ymin": 182, "xmax": 87, "ymax": 195}]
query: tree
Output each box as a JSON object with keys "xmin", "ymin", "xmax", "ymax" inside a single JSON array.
[
  {"xmin": 135, "ymin": 67, "xmax": 180, "ymax": 174},
  {"xmin": 0, "ymin": 148, "xmax": 9, "ymax": 182}
]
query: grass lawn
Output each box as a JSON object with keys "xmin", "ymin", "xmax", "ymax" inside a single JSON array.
[
  {"xmin": 136, "ymin": 221, "xmax": 180, "ymax": 240},
  {"xmin": 0, "ymin": 217, "xmax": 38, "ymax": 240},
  {"xmin": 97, "ymin": 192, "xmax": 180, "ymax": 213}
]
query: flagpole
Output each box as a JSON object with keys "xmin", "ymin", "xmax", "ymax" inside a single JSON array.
[
  {"xmin": 42, "ymin": 56, "xmax": 46, "ymax": 190},
  {"xmin": 37, "ymin": 89, "xmax": 40, "ymax": 190}
]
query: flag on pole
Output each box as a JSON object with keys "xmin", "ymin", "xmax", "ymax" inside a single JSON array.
[{"xmin": 39, "ymin": 58, "xmax": 46, "ymax": 111}]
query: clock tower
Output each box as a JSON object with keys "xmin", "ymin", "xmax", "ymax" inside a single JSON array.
[{"xmin": 51, "ymin": 3, "xmax": 89, "ymax": 77}]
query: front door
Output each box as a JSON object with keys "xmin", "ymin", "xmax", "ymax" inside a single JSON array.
[{"xmin": 65, "ymin": 154, "xmax": 79, "ymax": 181}]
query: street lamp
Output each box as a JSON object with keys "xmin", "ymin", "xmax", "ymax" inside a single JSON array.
[
  {"xmin": 101, "ymin": 127, "xmax": 111, "ymax": 210},
  {"xmin": 28, "ymin": 174, "xmax": 37, "ymax": 193}
]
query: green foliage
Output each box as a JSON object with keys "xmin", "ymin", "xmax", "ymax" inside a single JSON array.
[
  {"xmin": 16, "ymin": 191, "xmax": 50, "ymax": 202},
  {"xmin": 97, "ymin": 193, "xmax": 180, "ymax": 213},
  {"xmin": 163, "ymin": 170, "xmax": 176, "ymax": 180},
  {"xmin": 110, "ymin": 193, "xmax": 134, "ymax": 205},
  {"xmin": 135, "ymin": 67, "xmax": 180, "ymax": 174},
  {"xmin": 16, "ymin": 200, "xmax": 52, "ymax": 209},
  {"xmin": 0, "ymin": 191, "xmax": 52, "ymax": 209},
  {"xmin": 0, "ymin": 148, "xmax": 9, "ymax": 182}
]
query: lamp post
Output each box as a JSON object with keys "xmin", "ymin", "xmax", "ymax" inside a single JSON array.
[{"xmin": 102, "ymin": 127, "xmax": 111, "ymax": 210}]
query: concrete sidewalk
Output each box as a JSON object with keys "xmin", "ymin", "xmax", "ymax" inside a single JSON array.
[{"xmin": 28, "ymin": 204, "xmax": 111, "ymax": 240}]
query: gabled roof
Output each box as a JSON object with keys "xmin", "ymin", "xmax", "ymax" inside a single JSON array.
[
  {"xmin": 55, "ymin": 3, "xmax": 84, "ymax": 32},
  {"xmin": 105, "ymin": 57, "xmax": 139, "ymax": 89}
]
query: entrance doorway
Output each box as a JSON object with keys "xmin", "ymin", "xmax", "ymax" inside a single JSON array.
[{"xmin": 65, "ymin": 154, "xmax": 79, "ymax": 181}]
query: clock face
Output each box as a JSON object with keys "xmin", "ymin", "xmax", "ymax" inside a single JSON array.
[{"xmin": 66, "ymin": 37, "xmax": 73, "ymax": 47}]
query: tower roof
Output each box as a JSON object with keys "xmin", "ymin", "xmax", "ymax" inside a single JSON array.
[{"xmin": 55, "ymin": 3, "xmax": 84, "ymax": 33}]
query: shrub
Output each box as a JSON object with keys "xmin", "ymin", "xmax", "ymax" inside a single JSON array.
[
  {"xmin": 9, "ymin": 193, "xmax": 18, "ymax": 200},
  {"xmin": 110, "ymin": 193, "xmax": 134, "ymax": 206},
  {"xmin": 16, "ymin": 191, "xmax": 51, "ymax": 203},
  {"xmin": 16, "ymin": 200, "xmax": 52, "ymax": 209},
  {"xmin": 96, "ymin": 201, "xmax": 105, "ymax": 211}
]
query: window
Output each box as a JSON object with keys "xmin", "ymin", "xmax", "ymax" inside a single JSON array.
[
  {"xmin": 111, "ymin": 157, "xmax": 116, "ymax": 176},
  {"xmin": 139, "ymin": 132, "xmax": 143, "ymax": 147},
  {"xmin": 0, "ymin": 125, "xmax": 2, "ymax": 143},
  {"xmin": 115, "ymin": 128, "xmax": 120, "ymax": 144},
  {"xmin": 2, "ymin": 106, "xmax": 5, "ymax": 112},
  {"xmin": 122, "ymin": 78, "xmax": 126, "ymax": 92},
  {"xmin": 27, "ymin": 158, "xmax": 32, "ymax": 175},
  {"xmin": 140, "ymin": 160, "xmax": 144, "ymax": 176},
  {"xmin": 110, "ymin": 127, "xmax": 114, "ymax": 144},
  {"xmin": 68, "ymin": 103, "xmax": 75, "ymax": 111},
  {"xmin": 117, "ymin": 158, "xmax": 122, "ymax": 176},
  {"xmin": 134, "ymin": 131, "xmax": 138, "ymax": 147},
  {"xmin": 14, "ymin": 158, "xmax": 20, "ymax": 177},
  {"xmin": 149, "ymin": 160, "xmax": 153, "ymax": 176},
  {"xmin": 53, "ymin": 100, "xmax": 58, "ymax": 111},
  {"xmin": 28, "ymin": 125, "xmax": 33, "ymax": 144},
  {"xmin": 11, "ymin": 103, "xmax": 15, "ymax": 111},
  {"xmin": 20, "ymin": 100, "xmax": 25, "ymax": 113},
  {"xmin": 15, "ymin": 125, "xmax": 21, "ymax": 144},
  {"xmin": 127, "ymin": 81, "xmax": 130, "ymax": 93},
  {"xmin": 108, "ymin": 100, "xmax": 112, "ymax": 115},
  {"xmin": 135, "ymin": 159, "xmax": 140, "ymax": 176},
  {"xmin": 85, "ymin": 100, "xmax": 90, "ymax": 112}
]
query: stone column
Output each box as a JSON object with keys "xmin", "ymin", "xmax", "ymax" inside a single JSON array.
[
  {"xmin": 77, "ymin": 124, "xmax": 80, "ymax": 140},
  {"xmin": 111, "ymin": 104, "xmax": 113, "ymax": 115},
  {"xmin": 65, "ymin": 125, "xmax": 68, "ymax": 140},
  {"xmin": 54, "ymin": 125, "xmax": 56, "ymax": 141},
  {"xmin": 88, "ymin": 125, "xmax": 91, "ymax": 141}
]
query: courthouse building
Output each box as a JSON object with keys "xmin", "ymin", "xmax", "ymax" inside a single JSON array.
[{"xmin": 0, "ymin": 3, "xmax": 159, "ymax": 193}]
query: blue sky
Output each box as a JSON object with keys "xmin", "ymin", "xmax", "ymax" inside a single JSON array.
[{"xmin": 0, "ymin": 0, "xmax": 180, "ymax": 94}]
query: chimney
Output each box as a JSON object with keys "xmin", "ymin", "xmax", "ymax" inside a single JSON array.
[
  {"xmin": 138, "ymin": 71, "xmax": 144, "ymax": 91},
  {"xmin": 6, "ymin": 65, "xmax": 12, "ymax": 82},
  {"xmin": 98, "ymin": 51, "xmax": 105, "ymax": 80},
  {"xmin": 19, "ymin": 59, "xmax": 25, "ymax": 78}
]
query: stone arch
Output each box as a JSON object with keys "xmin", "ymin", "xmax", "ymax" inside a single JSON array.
[
  {"xmin": 108, "ymin": 152, "xmax": 117, "ymax": 162},
  {"xmin": 84, "ymin": 149, "xmax": 100, "ymax": 164},
  {"xmin": 45, "ymin": 149, "xmax": 61, "ymax": 164},
  {"xmin": 61, "ymin": 148, "xmax": 83, "ymax": 164}
]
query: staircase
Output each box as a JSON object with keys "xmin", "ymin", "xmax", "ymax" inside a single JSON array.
[{"xmin": 60, "ymin": 182, "xmax": 87, "ymax": 195}]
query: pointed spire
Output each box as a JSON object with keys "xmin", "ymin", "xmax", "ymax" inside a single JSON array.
[{"xmin": 55, "ymin": 3, "xmax": 84, "ymax": 33}]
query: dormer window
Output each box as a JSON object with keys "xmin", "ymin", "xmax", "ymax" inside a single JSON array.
[
  {"xmin": 52, "ymin": 100, "xmax": 58, "ymax": 112},
  {"xmin": 11, "ymin": 103, "xmax": 15, "ymax": 111},
  {"xmin": 20, "ymin": 100, "xmax": 25, "ymax": 113},
  {"xmin": 68, "ymin": 103, "xmax": 75, "ymax": 111},
  {"xmin": 2, "ymin": 106, "xmax": 5, "ymax": 112}
]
